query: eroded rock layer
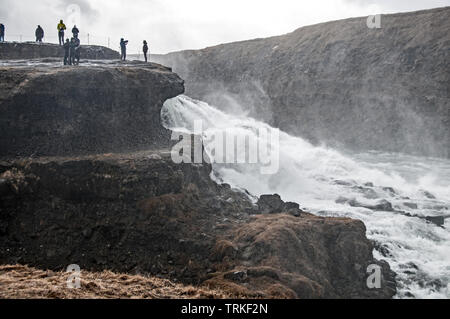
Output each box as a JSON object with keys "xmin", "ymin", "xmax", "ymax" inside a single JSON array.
[
  {"xmin": 0, "ymin": 151, "xmax": 395, "ymax": 298},
  {"xmin": 0, "ymin": 60, "xmax": 184, "ymax": 157}
]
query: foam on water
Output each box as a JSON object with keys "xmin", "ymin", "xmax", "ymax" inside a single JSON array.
[{"xmin": 162, "ymin": 95, "xmax": 450, "ymax": 299}]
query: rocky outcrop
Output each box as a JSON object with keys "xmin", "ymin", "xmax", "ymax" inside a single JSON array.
[
  {"xmin": 0, "ymin": 59, "xmax": 184, "ymax": 157},
  {"xmin": 0, "ymin": 42, "xmax": 120, "ymax": 60},
  {"xmin": 0, "ymin": 152, "xmax": 396, "ymax": 298},
  {"xmin": 257, "ymin": 194, "xmax": 305, "ymax": 217},
  {"xmin": 153, "ymin": 7, "xmax": 450, "ymax": 158},
  {"xmin": 207, "ymin": 214, "xmax": 396, "ymax": 298}
]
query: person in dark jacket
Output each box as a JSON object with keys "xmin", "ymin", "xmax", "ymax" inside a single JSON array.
[
  {"xmin": 0, "ymin": 24, "xmax": 5, "ymax": 42},
  {"xmin": 72, "ymin": 25, "xmax": 79, "ymax": 38},
  {"xmin": 120, "ymin": 38, "xmax": 128, "ymax": 61},
  {"xmin": 57, "ymin": 20, "xmax": 66, "ymax": 45},
  {"xmin": 63, "ymin": 38, "xmax": 70, "ymax": 65},
  {"xmin": 69, "ymin": 37, "xmax": 77, "ymax": 65},
  {"xmin": 143, "ymin": 40, "xmax": 149, "ymax": 62},
  {"xmin": 73, "ymin": 36, "xmax": 81, "ymax": 64},
  {"xmin": 35, "ymin": 25, "xmax": 44, "ymax": 42}
]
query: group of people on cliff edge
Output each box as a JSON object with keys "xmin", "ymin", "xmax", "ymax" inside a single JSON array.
[
  {"xmin": 63, "ymin": 37, "xmax": 81, "ymax": 65},
  {"xmin": 57, "ymin": 20, "xmax": 81, "ymax": 65},
  {"xmin": 0, "ymin": 20, "xmax": 151, "ymax": 64},
  {"xmin": 119, "ymin": 38, "xmax": 149, "ymax": 62},
  {"xmin": 33, "ymin": 20, "xmax": 79, "ymax": 45}
]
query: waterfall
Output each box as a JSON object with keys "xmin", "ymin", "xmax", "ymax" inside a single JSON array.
[{"xmin": 162, "ymin": 94, "xmax": 450, "ymax": 299}]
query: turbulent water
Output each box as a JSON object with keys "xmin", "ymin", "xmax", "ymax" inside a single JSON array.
[{"xmin": 162, "ymin": 95, "xmax": 450, "ymax": 299}]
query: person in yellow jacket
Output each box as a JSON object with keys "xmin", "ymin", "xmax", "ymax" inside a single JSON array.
[{"xmin": 57, "ymin": 20, "xmax": 66, "ymax": 45}]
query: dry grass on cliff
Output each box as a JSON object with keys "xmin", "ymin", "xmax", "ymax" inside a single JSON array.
[{"xmin": 0, "ymin": 265, "xmax": 233, "ymax": 299}]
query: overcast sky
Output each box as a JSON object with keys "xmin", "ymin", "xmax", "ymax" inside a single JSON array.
[{"xmin": 0, "ymin": 0, "xmax": 449, "ymax": 53}]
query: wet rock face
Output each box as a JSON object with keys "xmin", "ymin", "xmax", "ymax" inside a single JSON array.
[
  {"xmin": 0, "ymin": 153, "xmax": 396, "ymax": 298},
  {"xmin": 0, "ymin": 42, "xmax": 120, "ymax": 60},
  {"xmin": 153, "ymin": 7, "xmax": 450, "ymax": 158},
  {"xmin": 0, "ymin": 60, "xmax": 184, "ymax": 157}
]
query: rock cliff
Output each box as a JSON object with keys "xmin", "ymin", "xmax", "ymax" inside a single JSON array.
[
  {"xmin": 153, "ymin": 7, "xmax": 450, "ymax": 158},
  {"xmin": 0, "ymin": 42, "xmax": 120, "ymax": 60},
  {"xmin": 0, "ymin": 59, "xmax": 184, "ymax": 157}
]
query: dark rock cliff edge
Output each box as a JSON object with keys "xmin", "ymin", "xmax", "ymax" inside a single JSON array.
[
  {"xmin": 0, "ymin": 42, "xmax": 120, "ymax": 60},
  {"xmin": 0, "ymin": 59, "xmax": 183, "ymax": 157},
  {"xmin": 0, "ymin": 57, "xmax": 396, "ymax": 298},
  {"xmin": 152, "ymin": 7, "xmax": 450, "ymax": 158}
]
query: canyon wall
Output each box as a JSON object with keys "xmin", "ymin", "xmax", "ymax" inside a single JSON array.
[{"xmin": 153, "ymin": 7, "xmax": 450, "ymax": 157}]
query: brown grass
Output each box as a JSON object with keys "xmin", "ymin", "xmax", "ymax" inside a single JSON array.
[{"xmin": 0, "ymin": 265, "xmax": 233, "ymax": 299}]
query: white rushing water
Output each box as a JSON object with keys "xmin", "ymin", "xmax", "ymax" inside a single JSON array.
[{"xmin": 162, "ymin": 95, "xmax": 450, "ymax": 299}]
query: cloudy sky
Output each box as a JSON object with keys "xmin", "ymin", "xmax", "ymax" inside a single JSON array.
[{"xmin": 0, "ymin": 0, "xmax": 449, "ymax": 53}]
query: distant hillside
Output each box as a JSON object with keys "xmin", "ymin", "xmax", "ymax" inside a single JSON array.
[{"xmin": 153, "ymin": 7, "xmax": 450, "ymax": 158}]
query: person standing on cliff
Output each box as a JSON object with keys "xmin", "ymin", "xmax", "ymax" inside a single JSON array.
[
  {"xmin": 0, "ymin": 24, "xmax": 5, "ymax": 42},
  {"xmin": 35, "ymin": 25, "xmax": 44, "ymax": 42},
  {"xmin": 143, "ymin": 40, "xmax": 149, "ymax": 62},
  {"xmin": 63, "ymin": 38, "xmax": 71, "ymax": 65},
  {"xmin": 74, "ymin": 36, "xmax": 81, "ymax": 65},
  {"xmin": 57, "ymin": 20, "xmax": 66, "ymax": 45},
  {"xmin": 69, "ymin": 37, "xmax": 77, "ymax": 65},
  {"xmin": 72, "ymin": 25, "xmax": 79, "ymax": 38},
  {"xmin": 120, "ymin": 38, "xmax": 128, "ymax": 61}
]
